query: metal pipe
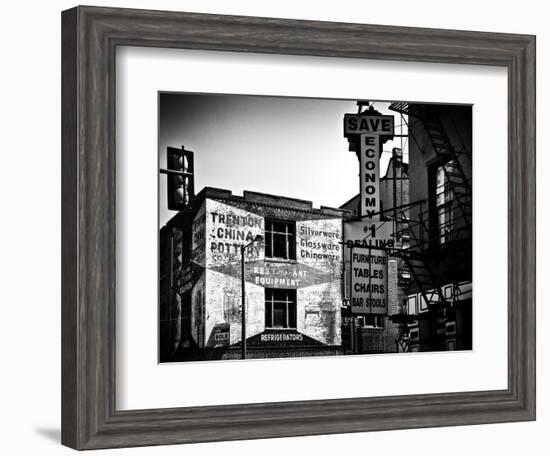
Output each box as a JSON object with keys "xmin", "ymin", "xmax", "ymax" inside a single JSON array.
[
  {"xmin": 240, "ymin": 235, "xmax": 263, "ymax": 360},
  {"xmin": 159, "ymin": 168, "xmax": 193, "ymax": 176},
  {"xmin": 241, "ymin": 245, "xmax": 246, "ymax": 360}
]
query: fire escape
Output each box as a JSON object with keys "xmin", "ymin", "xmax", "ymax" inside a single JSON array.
[{"xmin": 387, "ymin": 102, "xmax": 472, "ymax": 352}]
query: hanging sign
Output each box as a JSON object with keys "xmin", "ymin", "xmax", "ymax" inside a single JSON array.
[
  {"xmin": 343, "ymin": 220, "xmax": 394, "ymax": 251},
  {"xmin": 344, "ymin": 221, "xmax": 393, "ymax": 315},
  {"xmin": 350, "ymin": 247, "xmax": 388, "ymax": 315}
]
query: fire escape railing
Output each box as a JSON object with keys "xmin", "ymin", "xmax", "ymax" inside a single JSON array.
[{"xmin": 386, "ymin": 102, "xmax": 472, "ymax": 352}]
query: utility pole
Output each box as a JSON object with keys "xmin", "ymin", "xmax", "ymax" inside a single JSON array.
[
  {"xmin": 241, "ymin": 244, "xmax": 246, "ymax": 360},
  {"xmin": 160, "ymin": 146, "xmax": 195, "ymax": 358},
  {"xmin": 240, "ymin": 235, "xmax": 263, "ymax": 360}
]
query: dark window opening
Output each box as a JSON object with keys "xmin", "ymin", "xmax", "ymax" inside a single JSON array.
[
  {"xmin": 358, "ymin": 315, "xmax": 384, "ymax": 328},
  {"xmin": 265, "ymin": 219, "xmax": 296, "ymax": 260},
  {"xmin": 180, "ymin": 227, "xmax": 192, "ymax": 265},
  {"xmin": 435, "ymin": 161, "xmax": 455, "ymax": 246},
  {"xmin": 428, "ymin": 160, "xmax": 455, "ymax": 247},
  {"xmin": 265, "ymin": 288, "xmax": 297, "ymax": 329}
]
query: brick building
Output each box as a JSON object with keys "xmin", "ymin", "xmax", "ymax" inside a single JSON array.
[
  {"xmin": 160, "ymin": 144, "xmax": 411, "ymax": 361},
  {"xmin": 160, "ymin": 187, "xmax": 346, "ymax": 362},
  {"xmin": 159, "ymin": 102, "xmax": 471, "ymax": 360},
  {"xmin": 389, "ymin": 102, "xmax": 472, "ymax": 352}
]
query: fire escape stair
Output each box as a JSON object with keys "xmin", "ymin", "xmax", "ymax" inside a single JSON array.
[{"xmin": 387, "ymin": 102, "xmax": 472, "ymax": 351}]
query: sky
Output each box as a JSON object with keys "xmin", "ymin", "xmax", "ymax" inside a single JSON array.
[{"xmin": 158, "ymin": 93, "xmax": 408, "ymax": 226}]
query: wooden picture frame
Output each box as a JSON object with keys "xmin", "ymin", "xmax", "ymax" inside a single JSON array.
[{"xmin": 61, "ymin": 5, "xmax": 536, "ymax": 450}]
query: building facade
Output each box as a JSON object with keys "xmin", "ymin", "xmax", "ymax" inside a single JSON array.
[
  {"xmin": 389, "ymin": 102, "xmax": 473, "ymax": 352},
  {"xmin": 160, "ymin": 187, "xmax": 346, "ymax": 361},
  {"xmin": 159, "ymin": 102, "xmax": 472, "ymax": 360}
]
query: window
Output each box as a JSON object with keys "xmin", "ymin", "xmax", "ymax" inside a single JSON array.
[
  {"xmin": 443, "ymin": 284, "xmax": 454, "ymax": 301},
  {"xmin": 265, "ymin": 289, "xmax": 297, "ymax": 329},
  {"xmin": 435, "ymin": 162, "xmax": 455, "ymax": 245},
  {"xmin": 343, "ymin": 257, "xmax": 352, "ymax": 299},
  {"xmin": 363, "ymin": 315, "xmax": 384, "ymax": 328},
  {"xmin": 419, "ymin": 293, "xmax": 429, "ymax": 311},
  {"xmin": 265, "ymin": 219, "xmax": 296, "ymax": 260},
  {"xmin": 407, "ymin": 295, "xmax": 418, "ymax": 315}
]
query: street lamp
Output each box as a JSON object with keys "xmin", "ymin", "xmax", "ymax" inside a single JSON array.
[{"xmin": 241, "ymin": 234, "xmax": 264, "ymax": 360}]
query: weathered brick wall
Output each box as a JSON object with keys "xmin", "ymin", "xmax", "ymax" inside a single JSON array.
[
  {"xmin": 204, "ymin": 198, "xmax": 265, "ymax": 346},
  {"xmin": 295, "ymin": 218, "xmax": 342, "ymax": 345},
  {"xmin": 214, "ymin": 345, "xmax": 344, "ymax": 360},
  {"xmin": 191, "ymin": 272, "xmax": 205, "ymax": 348},
  {"xmin": 190, "ymin": 203, "xmax": 206, "ymax": 347},
  {"xmin": 297, "ymin": 281, "xmax": 342, "ymax": 346},
  {"xmin": 205, "ymin": 269, "xmax": 265, "ymax": 346},
  {"xmin": 202, "ymin": 197, "xmax": 343, "ymax": 348},
  {"xmin": 159, "ymin": 226, "xmax": 183, "ymax": 361}
]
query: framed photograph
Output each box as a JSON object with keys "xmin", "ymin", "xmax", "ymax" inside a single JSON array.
[{"xmin": 61, "ymin": 5, "xmax": 535, "ymax": 450}]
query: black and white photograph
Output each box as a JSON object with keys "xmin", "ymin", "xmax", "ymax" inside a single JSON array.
[
  {"xmin": 158, "ymin": 93, "xmax": 472, "ymax": 363},
  {"xmin": 1, "ymin": 0, "xmax": 541, "ymax": 453}
]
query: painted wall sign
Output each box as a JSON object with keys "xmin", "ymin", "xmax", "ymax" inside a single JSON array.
[
  {"xmin": 206, "ymin": 200, "xmax": 264, "ymax": 268},
  {"xmin": 191, "ymin": 204, "xmax": 206, "ymax": 267},
  {"xmin": 246, "ymin": 330, "xmax": 326, "ymax": 347},
  {"xmin": 178, "ymin": 263, "xmax": 194, "ymax": 295},
  {"xmin": 260, "ymin": 332, "xmax": 303, "ymax": 342},
  {"xmin": 203, "ymin": 199, "xmax": 342, "ymax": 347},
  {"xmin": 211, "ymin": 259, "xmax": 333, "ymax": 289},
  {"xmin": 343, "ymin": 114, "xmax": 394, "ymax": 135},
  {"xmin": 296, "ymin": 219, "xmax": 342, "ymax": 275}
]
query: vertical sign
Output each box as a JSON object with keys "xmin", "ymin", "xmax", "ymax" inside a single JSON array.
[
  {"xmin": 343, "ymin": 111, "xmax": 395, "ymax": 315},
  {"xmin": 343, "ymin": 113, "xmax": 394, "ymax": 220},
  {"xmin": 360, "ymin": 134, "xmax": 380, "ymax": 220}
]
